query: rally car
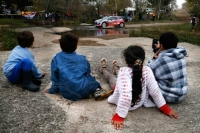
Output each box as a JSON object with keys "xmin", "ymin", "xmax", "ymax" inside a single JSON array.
[{"xmin": 94, "ymin": 16, "xmax": 125, "ymax": 28}]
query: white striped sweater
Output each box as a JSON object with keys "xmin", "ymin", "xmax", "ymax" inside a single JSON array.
[{"xmin": 108, "ymin": 66, "xmax": 166, "ymax": 118}]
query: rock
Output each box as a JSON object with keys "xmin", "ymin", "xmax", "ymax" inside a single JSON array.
[
  {"xmin": 50, "ymin": 27, "xmax": 72, "ymax": 33},
  {"xmin": 80, "ymin": 23, "xmax": 93, "ymax": 26}
]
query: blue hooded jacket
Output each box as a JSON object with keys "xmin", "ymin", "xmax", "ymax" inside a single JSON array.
[{"xmin": 49, "ymin": 51, "xmax": 100, "ymax": 101}]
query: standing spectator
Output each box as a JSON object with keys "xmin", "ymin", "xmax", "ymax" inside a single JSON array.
[
  {"xmin": 55, "ymin": 11, "xmax": 60, "ymax": 21},
  {"xmin": 139, "ymin": 12, "xmax": 142, "ymax": 21},
  {"xmin": 21, "ymin": 10, "xmax": 24, "ymax": 19},
  {"xmin": 0, "ymin": 7, "xmax": 3, "ymax": 18},
  {"xmin": 51, "ymin": 12, "xmax": 55, "ymax": 22},
  {"xmin": 17, "ymin": 9, "xmax": 21, "ymax": 19},
  {"xmin": 147, "ymin": 13, "xmax": 150, "ymax": 21},
  {"xmin": 65, "ymin": 11, "xmax": 68, "ymax": 19},
  {"xmin": 67, "ymin": 12, "xmax": 71, "ymax": 20},
  {"xmin": 45, "ymin": 12, "xmax": 48, "ymax": 20},
  {"xmin": 152, "ymin": 12, "xmax": 156, "ymax": 21},
  {"xmin": 190, "ymin": 15, "xmax": 196, "ymax": 31}
]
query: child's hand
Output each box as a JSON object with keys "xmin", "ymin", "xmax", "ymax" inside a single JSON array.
[
  {"xmin": 168, "ymin": 109, "xmax": 178, "ymax": 119},
  {"xmin": 153, "ymin": 51, "xmax": 160, "ymax": 59},
  {"xmin": 42, "ymin": 71, "xmax": 46, "ymax": 77},
  {"xmin": 155, "ymin": 42, "xmax": 160, "ymax": 49},
  {"xmin": 111, "ymin": 120, "xmax": 124, "ymax": 130},
  {"xmin": 44, "ymin": 89, "xmax": 49, "ymax": 93}
]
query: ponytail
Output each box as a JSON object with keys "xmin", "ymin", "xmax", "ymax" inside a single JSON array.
[
  {"xmin": 122, "ymin": 45, "xmax": 145, "ymax": 107},
  {"xmin": 130, "ymin": 63, "xmax": 143, "ymax": 107}
]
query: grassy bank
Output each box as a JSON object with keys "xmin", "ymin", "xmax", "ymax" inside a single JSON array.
[
  {"xmin": 0, "ymin": 19, "xmax": 31, "ymax": 27},
  {"xmin": 129, "ymin": 23, "xmax": 200, "ymax": 46},
  {"xmin": 0, "ymin": 28, "xmax": 18, "ymax": 51},
  {"xmin": 0, "ymin": 19, "xmax": 32, "ymax": 51}
]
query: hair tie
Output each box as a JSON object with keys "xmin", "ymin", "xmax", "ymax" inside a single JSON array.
[{"xmin": 134, "ymin": 59, "xmax": 142, "ymax": 65}]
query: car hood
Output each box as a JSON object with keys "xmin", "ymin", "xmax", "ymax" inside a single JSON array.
[{"xmin": 95, "ymin": 19, "xmax": 103, "ymax": 23}]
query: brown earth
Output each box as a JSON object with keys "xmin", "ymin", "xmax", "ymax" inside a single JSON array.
[{"xmin": 172, "ymin": 4, "xmax": 191, "ymax": 22}]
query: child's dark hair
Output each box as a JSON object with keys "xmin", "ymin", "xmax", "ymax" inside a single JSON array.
[
  {"xmin": 17, "ymin": 31, "xmax": 34, "ymax": 48},
  {"xmin": 59, "ymin": 32, "xmax": 79, "ymax": 52},
  {"xmin": 122, "ymin": 45, "xmax": 145, "ymax": 107},
  {"xmin": 159, "ymin": 32, "xmax": 178, "ymax": 50}
]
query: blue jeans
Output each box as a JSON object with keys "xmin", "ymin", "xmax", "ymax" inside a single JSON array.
[{"xmin": 8, "ymin": 58, "xmax": 32, "ymax": 83}]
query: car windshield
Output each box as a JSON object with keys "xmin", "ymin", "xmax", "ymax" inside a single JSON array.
[
  {"xmin": 102, "ymin": 16, "xmax": 108, "ymax": 20},
  {"xmin": 117, "ymin": 16, "xmax": 122, "ymax": 19}
]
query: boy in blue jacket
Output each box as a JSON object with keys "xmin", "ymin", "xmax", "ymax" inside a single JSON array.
[
  {"xmin": 45, "ymin": 32, "xmax": 111, "ymax": 101},
  {"xmin": 3, "ymin": 31, "xmax": 46, "ymax": 92}
]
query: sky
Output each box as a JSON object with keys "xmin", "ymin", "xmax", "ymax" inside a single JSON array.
[{"xmin": 176, "ymin": 0, "xmax": 186, "ymax": 8}]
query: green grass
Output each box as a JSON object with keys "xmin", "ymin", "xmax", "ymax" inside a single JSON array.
[
  {"xmin": 0, "ymin": 19, "xmax": 37, "ymax": 51},
  {"xmin": 0, "ymin": 28, "xmax": 18, "ymax": 51},
  {"xmin": 129, "ymin": 23, "xmax": 200, "ymax": 46},
  {"xmin": 0, "ymin": 19, "xmax": 31, "ymax": 27}
]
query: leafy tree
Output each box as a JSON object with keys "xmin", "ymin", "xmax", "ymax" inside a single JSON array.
[
  {"xmin": 134, "ymin": 0, "xmax": 150, "ymax": 11},
  {"xmin": 104, "ymin": 0, "xmax": 132, "ymax": 15},
  {"xmin": 5, "ymin": 0, "xmax": 33, "ymax": 10},
  {"xmin": 146, "ymin": 0, "xmax": 177, "ymax": 19},
  {"xmin": 186, "ymin": 0, "xmax": 200, "ymax": 18},
  {"xmin": 186, "ymin": 0, "xmax": 200, "ymax": 30}
]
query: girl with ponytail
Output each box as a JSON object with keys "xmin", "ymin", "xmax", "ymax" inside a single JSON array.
[{"xmin": 100, "ymin": 45, "xmax": 178, "ymax": 130}]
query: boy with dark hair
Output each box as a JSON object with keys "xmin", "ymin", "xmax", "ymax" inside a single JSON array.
[
  {"xmin": 45, "ymin": 32, "xmax": 111, "ymax": 101},
  {"xmin": 148, "ymin": 32, "xmax": 188, "ymax": 103},
  {"xmin": 3, "ymin": 31, "xmax": 46, "ymax": 92}
]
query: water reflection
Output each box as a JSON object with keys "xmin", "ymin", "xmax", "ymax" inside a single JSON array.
[{"xmin": 68, "ymin": 26, "xmax": 129, "ymax": 37}]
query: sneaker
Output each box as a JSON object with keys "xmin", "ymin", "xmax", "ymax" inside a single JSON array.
[
  {"xmin": 100, "ymin": 58, "xmax": 108, "ymax": 74},
  {"xmin": 94, "ymin": 88, "xmax": 114, "ymax": 100},
  {"xmin": 112, "ymin": 60, "xmax": 120, "ymax": 75}
]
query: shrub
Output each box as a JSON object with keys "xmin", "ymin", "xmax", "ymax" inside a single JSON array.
[{"xmin": 129, "ymin": 23, "xmax": 200, "ymax": 46}]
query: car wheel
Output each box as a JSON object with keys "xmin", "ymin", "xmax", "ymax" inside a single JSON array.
[
  {"xmin": 102, "ymin": 22, "xmax": 107, "ymax": 28},
  {"xmin": 119, "ymin": 23, "xmax": 125, "ymax": 28}
]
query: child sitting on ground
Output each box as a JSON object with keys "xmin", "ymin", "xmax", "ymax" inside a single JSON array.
[
  {"xmin": 148, "ymin": 32, "xmax": 188, "ymax": 103},
  {"xmin": 100, "ymin": 45, "xmax": 178, "ymax": 130},
  {"xmin": 3, "ymin": 31, "xmax": 46, "ymax": 92},
  {"xmin": 44, "ymin": 32, "xmax": 111, "ymax": 101}
]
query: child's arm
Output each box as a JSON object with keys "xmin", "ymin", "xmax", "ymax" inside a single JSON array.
[
  {"xmin": 159, "ymin": 104, "xmax": 178, "ymax": 119},
  {"xmin": 47, "ymin": 59, "xmax": 59, "ymax": 94},
  {"xmin": 31, "ymin": 61, "xmax": 43, "ymax": 78},
  {"xmin": 111, "ymin": 69, "xmax": 132, "ymax": 130}
]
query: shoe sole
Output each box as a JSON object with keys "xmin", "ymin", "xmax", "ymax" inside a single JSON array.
[
  {"xmin": 100, "ymin": 58, "xmax": 107, "ymax": 74},
  {"xmin": 112, "ymin": 60, "xmax": 119, "ymax": 75}
]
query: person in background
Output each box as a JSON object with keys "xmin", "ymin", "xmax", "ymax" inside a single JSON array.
[{"xmin": 190, "ymin": 15, "xmax": 196, "ymax": 31}]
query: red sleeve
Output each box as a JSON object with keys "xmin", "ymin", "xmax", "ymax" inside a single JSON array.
[
  {"xmin": 112, "ymin": 113, "xmax": 124, "ymax": 122},
  {"xmin": 159, "ymin": 104, "xmax": 171, "ymax": 115}
]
